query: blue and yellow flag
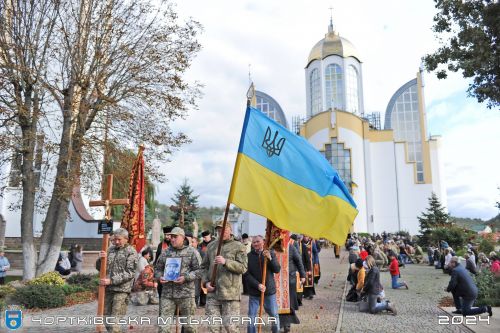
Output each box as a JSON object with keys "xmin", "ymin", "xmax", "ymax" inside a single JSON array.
[{"xmin": 229, "ymin": 106, "xmax": 358, "ymax": 245}]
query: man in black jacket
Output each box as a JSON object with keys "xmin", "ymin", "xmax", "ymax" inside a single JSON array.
[
  {"xmin": 446, "ymin": 256, "xmax": 492, "ymax": 316},
  {"xmin": 244, "ymin": 235, "xmax": 281, "ymax": 333}
]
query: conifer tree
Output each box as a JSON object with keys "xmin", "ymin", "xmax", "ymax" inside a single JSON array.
[
  {"xmin": 418, "ymin": 192, "xmax": 451, "ymax": 245},
  {"xmin": 170, "ymin": 179, "xmax": 199, "ymax": 230}
]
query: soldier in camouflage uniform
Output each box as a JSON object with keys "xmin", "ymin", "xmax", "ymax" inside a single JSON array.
[
  {"xmin": 155, "ymin": 227, "xmax": 202, "ymax": 333},
  {"xmin": 96, "ymin": 228, "xmax": 138, "ymax": 333},
  {"xmin": 201, "ymin": 223, "xmax": 248, "ymax": 333}
]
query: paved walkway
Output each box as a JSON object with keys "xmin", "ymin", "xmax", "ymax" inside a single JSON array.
[
  {"xmin": 4, "ymin": 249, "xmax": 498, "ymax": 332},
  {"xmin": 339, "ymin": 261, "xmax": 497, "ymax": 333}
]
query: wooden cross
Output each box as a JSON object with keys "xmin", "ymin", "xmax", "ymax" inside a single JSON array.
[
  {"xmin": 170, "ymin": 195, "xmax": 196, "ymax": 228},
  {"xmin": 89, "ymin": 174, "xmax": 129, "ymax": 331}
]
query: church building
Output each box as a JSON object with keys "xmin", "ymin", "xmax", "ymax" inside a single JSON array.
[{"xmin": 239, "ymin": 21, "xmax": 446, "ymax": 236}]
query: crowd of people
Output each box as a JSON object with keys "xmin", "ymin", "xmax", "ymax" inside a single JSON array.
[
  {"xmin": 344, "ymin": 232, "xmax": 497, "ymax": 319},
  {"xmin": 96, "ymin": 224, "xmax": 324, "ymax": 333}
]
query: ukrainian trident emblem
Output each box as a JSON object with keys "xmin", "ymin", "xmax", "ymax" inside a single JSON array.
[{"xmin": 262, "ymin": 126, "xmax": 286, "ymax": 157}]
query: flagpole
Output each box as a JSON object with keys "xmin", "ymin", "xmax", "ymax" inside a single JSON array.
[
  {"xmin": 257, "ymin": 219, "xmax": 272, "ymax": 333},
  {"xmin": 210, "ymin": 100, "xmax": 251, "ymax": 287},
  {"xmin": 258, "ymin": 220, "xmax": 281, "ymax": 333}
]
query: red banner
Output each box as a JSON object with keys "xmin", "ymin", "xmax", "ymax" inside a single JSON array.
[{"xmin": 121, "ymin": 146, "xmax": 146, "ymax": 252}]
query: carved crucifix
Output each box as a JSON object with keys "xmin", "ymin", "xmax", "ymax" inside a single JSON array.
[
  {"xmin": 170, "ymin": 195, "xmax": 196, "ymax": 228},
  {"xmin": 89, "ymin": 174, "xmax": 128, "ymax": 331}
]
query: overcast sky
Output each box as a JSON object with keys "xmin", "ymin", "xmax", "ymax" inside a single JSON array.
[{"xmin": 155, "ymin": 0, "xmax": 500, "ymax": 220}]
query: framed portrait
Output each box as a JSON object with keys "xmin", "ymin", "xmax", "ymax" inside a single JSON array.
[{"xmin": 164, "ymin": 257, "xmax": 182, "ymax": 281}]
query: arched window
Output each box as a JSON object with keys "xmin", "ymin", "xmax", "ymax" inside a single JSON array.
[
  {"xmin": 389, "ymin": 84, "xmax": 424, "ymax": 182},
  {"xmin": 346, "ymin": 65, "xmax": 359, "ymax": 114},
  {"xmin": 310, "ymin": 69, "xmax": 322, "ymax": 115},
  {"xmin": 325, "ymin": 64, "xmax": 343, "ymax": 110},
  {"xmin": 255, "ymin": 91, "xmax": 288, "ymax": 128}
]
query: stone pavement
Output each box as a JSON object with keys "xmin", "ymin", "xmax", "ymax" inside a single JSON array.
[
  {"xmin": 4, "ymin": 249, "xmax": 498, "ymax": 333},
  {"xmin": 339, "ymin": 261, "xmax": 497, "ymax": 333}
]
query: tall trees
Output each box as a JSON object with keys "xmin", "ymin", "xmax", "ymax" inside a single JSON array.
[
  {"xmin": 0, "ymin": 0, "xmax": 202, "ymax": 278},
  {"xmin": 423, "ymin": 0, "xmax": 500, "ymax": 109},
  {"xmin": 0, "ymin": 0, "xmax": 60, "ymax": 279}
]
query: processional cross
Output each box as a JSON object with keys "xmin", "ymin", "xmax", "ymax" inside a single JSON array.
[
  {"xmin": 89, "ymin": 174, "xmax": 129, "ymax": 332},
  {"xmin": 170, "ymin": 195, "xmax": 196, "ymax": 228}
]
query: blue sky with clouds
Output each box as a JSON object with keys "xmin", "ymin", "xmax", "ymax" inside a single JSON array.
[{"xmin": 155, "ymin": 0, "xmax": 500, "ymax": 220}]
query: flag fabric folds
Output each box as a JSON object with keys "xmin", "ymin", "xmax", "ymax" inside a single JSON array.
[
  {"xmin": 121, "ymin": 146, "xmax": 146, "ymax": 252},
  {"xmin": 229, "ymin": 106, "xmax": 358, "ymax": 245}
]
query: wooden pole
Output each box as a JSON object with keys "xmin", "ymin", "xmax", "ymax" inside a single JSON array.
[
  {"xmin": 89, "ymin": 174, "xmax": 129, "ymax": 332},
  {"xmin": 257, "ymin": 220, "xmax": 281, "ymax": 333},
  {"xmin": 210, "ymin": 200, "xmax": 231, "ymax": 286},
  {"xmin": 175, "ymin": 305, "xmax": 180, "ymax": 333}
]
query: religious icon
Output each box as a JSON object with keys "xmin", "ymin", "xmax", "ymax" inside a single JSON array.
[{"xmin": 164, "ymin": 258, "xmax": 182, "ymax": 281}]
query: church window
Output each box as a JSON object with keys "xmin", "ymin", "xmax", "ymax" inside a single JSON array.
[
  {"xmin": 390, "ymin": 84, "xmax": 424, "ymax": 182},
  {"xmin": 310, "ymin": 69, "xmax": 322, "ymax": 115},
  {"xmin": 346, "ymin": 65, "xmax": 359, "ymax": 114},
  {"xmin": 325, "ymin": 64, "xmax": 343, "ymax": 110},
  {"xmin": 323, "ymin": 138, "xmax": 352, "ymax": 193},
  {"xmin": 255, "ymin": 91, "xmax": 288, "ymax": 128}
]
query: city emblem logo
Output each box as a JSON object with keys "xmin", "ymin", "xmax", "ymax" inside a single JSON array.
[
  {"xmin": 5, "ymin": 310, "xmax": 22, "ymax": 330},
  {"xmin": 262, "ymin": 126, "xmax": 286, "ymax": 157}
]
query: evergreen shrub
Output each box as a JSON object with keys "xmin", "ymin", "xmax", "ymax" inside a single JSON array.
[{"xmin": 15, "ymin": 284, "xmax": 66, "ymax": 309}]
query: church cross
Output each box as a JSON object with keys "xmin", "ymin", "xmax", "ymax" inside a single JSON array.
[
  {"xmin": 170, "ymin": 195, "xmax": 196, "ymax": 228},
  {"xmin": 89, "ymin": 174, "xmax": 129, "ymax": 331}
]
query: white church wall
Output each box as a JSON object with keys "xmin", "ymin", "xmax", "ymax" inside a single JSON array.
[
  {"xmin": 308, "ymin": 128, "xmax": 330, "ymax": 150},
  {"xmin": 239, "ymin": 211, "xmax": 267, "ymax": 237},
  {"xmin": 2, "ymin": 187, "xmax": 45, "ymax": 237},
  {"xmin": 363, "ymin": 139, "xmax": 375, "ymax": 233},
  {"xmin": 394, "ymin": 143, "xmax": 434, "ymax": 235},
  {"xmin": 429, "ymin": 136, "xmax": 448, "ymax": 209},
  {"xmin": 369, "ymin": 141, "xmax": 400, "ymax": 233},
  {"xmin": 65, "ymin": 201, "xmax": 102, "ymax": 238},
  {"xmin": 337, "ymin": 127, "xmax": 368, "ymax": 233}
]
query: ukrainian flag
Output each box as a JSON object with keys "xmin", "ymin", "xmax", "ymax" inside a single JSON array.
[{"xmin": 229, "ymin": 106, "xmax": 358, "ymax": 245}]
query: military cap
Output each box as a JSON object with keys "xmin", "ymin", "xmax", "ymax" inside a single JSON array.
[{"xmin": 167, "ymin": 227, "xmax": 185, "ymax": 237}]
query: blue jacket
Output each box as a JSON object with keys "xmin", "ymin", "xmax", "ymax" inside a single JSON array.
[
  {"xmin": 447, "ymin": 263, "xmax": 478, "ymax": 299},
  {"xmin": 0, "ymin": 256, "xmax": 10, "ymax": 278}
]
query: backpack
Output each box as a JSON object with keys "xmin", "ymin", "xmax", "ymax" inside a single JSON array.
[{"xmin": 345, "ymin": 286, "xmax": 358, "ymax": 302}]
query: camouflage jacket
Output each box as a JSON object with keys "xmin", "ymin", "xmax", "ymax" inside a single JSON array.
[
  {"xmin": 154, "ymin": 245, "xmax": 202, "ymax": 299},
  {"xmin": 95, "ymin": 244, "xmax": 138, "ymax": 293},
  {"xmin": 201, "ymin": 236, "xmax": 248, "ymax": 301}
]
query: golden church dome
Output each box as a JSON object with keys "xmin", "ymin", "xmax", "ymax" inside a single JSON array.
[{"xmin": 307, "ymin": 29, "xmax": 361, "ymax": 65}]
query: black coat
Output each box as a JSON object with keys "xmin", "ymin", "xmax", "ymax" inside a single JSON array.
[
  {"xmin": 154, "ymin": 240, "xmax": 169, "ymax": 266},
  {"xmin": 289, "ymin": 244, "xmax": 306, "ymax": 279},
  {"xmin": 363, "ymin": 266, "xmax": 382, "ymax": 295},
  {"xmin": 300, "ymin": 242, "xmax": 312, "ymax": 271},
  {"xmin": 244, "ymin": 248, "xmax": 281, "ymax": 297}
]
